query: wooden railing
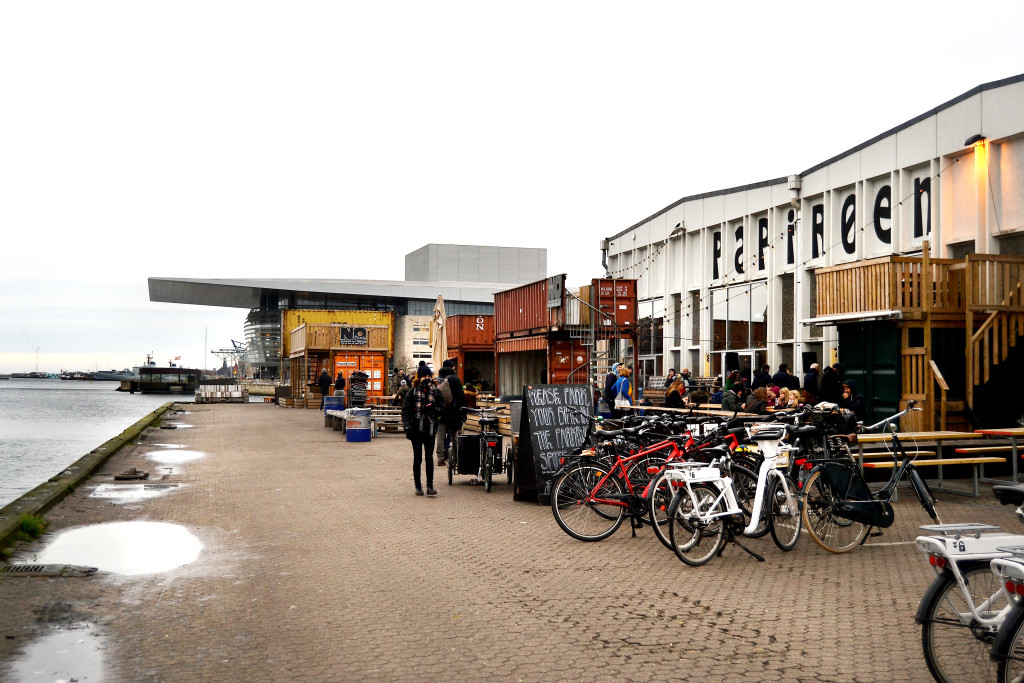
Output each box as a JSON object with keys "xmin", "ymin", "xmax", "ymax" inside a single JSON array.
[
  {"xmin": 966, "ymin": 255, "xmax": 1024, "ymax": 393},
  {"xmin": 289, "ymin": 324, "xmax": 391, "ymax": 356},
  {"xmin": 815, "ymin": 255, "xmax": 963, "ymax": 316}
]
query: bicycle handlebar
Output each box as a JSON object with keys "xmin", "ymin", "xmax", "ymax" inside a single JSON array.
[{"xmin": 863, "ymin": 399, "xmax": 921, "ymax": 432}]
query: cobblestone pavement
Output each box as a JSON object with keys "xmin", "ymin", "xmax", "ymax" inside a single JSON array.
[{"xmin": 1, "ymin": 403, "xmax": 1020, "ymax": 681}]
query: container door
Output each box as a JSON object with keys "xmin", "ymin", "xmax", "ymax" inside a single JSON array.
[{"xmin": 358, "ymin": 353, "xmax": 387, "ymax": 400}]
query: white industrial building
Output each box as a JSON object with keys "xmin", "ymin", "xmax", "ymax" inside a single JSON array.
[{"xmin": 604, "ymin": 73, "xmax": 1024, "ymax": 428}]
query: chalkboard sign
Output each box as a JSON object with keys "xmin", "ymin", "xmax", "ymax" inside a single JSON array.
[{"xmin": 514, "ymin": 383, "xmax": 593, "ymax": 505}]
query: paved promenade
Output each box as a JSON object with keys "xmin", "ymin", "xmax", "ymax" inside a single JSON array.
[{"xmin": 1, "ymin": 403, "xmax": 1019, "ymax": 681}]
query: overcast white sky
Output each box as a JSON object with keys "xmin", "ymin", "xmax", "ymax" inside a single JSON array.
[{"xmin": 2, "ymin": 1, "xmax": 1023, "ymax": 373}]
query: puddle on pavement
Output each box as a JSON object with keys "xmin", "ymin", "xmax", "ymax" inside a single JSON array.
[
  {"xmin": 8, "ymin": 625, "xmax": 104, "ymax": 682},
  {"xmin": 30, "ymin": 521, "xmax": 203, "ymax": 575},
  {"xmin": 149, "ymin": 443, "xmax": 186, "ymax": 448},
  {"xmin": 160, "ymin": 423, "xmax": 193, "ymax": 429},
  {"xmin": 89, "ymin": 483, "xmax": 180, "ymax": 502},
  {"xmin": 145, "ymin": 449, "xmax": 204, "ymax": 464}
]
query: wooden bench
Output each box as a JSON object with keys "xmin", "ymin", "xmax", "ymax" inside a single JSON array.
[
  {"xmin": 369, "ymin": 407, "xmax": 403, "ymax": 436},
  {"xmin": 863, "ymin": 456, "xmax": 1007, "ymax": 496},
  {"xmin": 954, "ymin": 446, "xmax": 1017, "ymax": 455},
  {"xmin": 325, "ymin": 409, "xmax": 346, "ymax": 431}
]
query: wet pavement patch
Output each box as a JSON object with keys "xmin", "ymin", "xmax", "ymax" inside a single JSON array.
[
  {"xmin": 8, "ymin": 625, "xmax": 104, "ymax": 682},
  {"xmin": 90, "ymin": 483, "xmax": 180, "ymax": 502},
  {"xmin": 145, "ymin": 449, "xmax": 204, "ymax": 464},
  {"xmin": 149, "ymin": 443, "xmax": 186, "ymax": 448},
  {"xmin": 27, "ymin": 521, "xmax": 203, "ymax": 575}
]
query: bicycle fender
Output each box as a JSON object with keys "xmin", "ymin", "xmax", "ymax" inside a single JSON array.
[
  {"xmin": 991, "ymin": 601, "xmax": 1024, "ymax": 664},
  {"xmin": 914, "ymin": 561, "xmax": 989, "ymax": 624},
  {"xmin": 666, "ymin": 490, "xmax": 686, "ymax": 518}
]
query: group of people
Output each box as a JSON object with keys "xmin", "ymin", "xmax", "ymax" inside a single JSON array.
[
  {"xmin": 653, "ymin": 361, "xmax": 867, "ymax": 419},
  {"xmin": 397, "ymin": 359, "xmax": 483, "ymax": 497}
]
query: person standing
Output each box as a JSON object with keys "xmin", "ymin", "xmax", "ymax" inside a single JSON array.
[
  {"xmin": 317, "ymin": 368, "xmax": 332, "ymax": 410},
  {"xmin": 435, "ymin": 359, "xmax": 466, "ymax": 468},
  {"xmin": 611, "ymin": 366, "xmax": 634, "ymax": 418},
  {"xmin": 334, "ymin": 369, "xmax": 346, "ymax": 409},
  {"xmin": 392, "ymin": 379, "xmax": 409, "ymax": 406},
  {"xmin": 820, "ymin": 365, "xmax": 842, "ymax": 404},
  {"xmin": 751, "ymin": 364, "xmax": 772, "ymax": 390},
  {"xmin": 802, "ymin": 363, "xmax": 820, "ymax": 403},
  {"xmin": 402, "ymin": 365, "xmax": 439, "ymax": 496},
  {"xmin": 602, "ymin": 362, "xmax": 620, "ymax": 413}
]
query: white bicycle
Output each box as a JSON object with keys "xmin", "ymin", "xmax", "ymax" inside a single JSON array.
[
  {"xmin": 914, "ymin": 484, "xmax": 1024, "ymax": 682},
  {"xmin": 665, "ymin": 425, "xmax": 802, "ymax": 566}
]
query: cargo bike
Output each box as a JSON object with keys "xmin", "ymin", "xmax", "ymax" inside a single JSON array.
[{"xmin": 448, "ymin": 407, "xmax": 513, "ymax": 492}]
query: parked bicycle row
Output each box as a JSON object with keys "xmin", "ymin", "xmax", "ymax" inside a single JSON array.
[{"xmin": 548, "ymin": 399, "xmax": 938, "ymax": 564}]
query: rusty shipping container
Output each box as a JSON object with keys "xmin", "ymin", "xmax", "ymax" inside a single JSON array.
[
  {"xmin": 447, "ymin": 314, "xmax": 496, "ymax": 390},
  {"xmin": 494, "ymin": 335, "xmax": 589, "ymax": 396},
  {"xmin": 547, "ymin": 338, "xmax": 590, "ymax": 385},
  {"xmin": 592, "ymin": 278, "xmax": 637, "ymax": 330},
  {"xmin": 494, "ymin": 277, "xmax": 562, "ymax": 338}
]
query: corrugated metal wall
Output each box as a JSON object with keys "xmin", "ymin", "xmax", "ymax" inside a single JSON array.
[{"xmin": 497, "ymin": 351, "xmax": 546, "ymax": 397}]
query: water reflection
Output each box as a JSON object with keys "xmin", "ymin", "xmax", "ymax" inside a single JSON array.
[
  {"xmin": 145, "ymin": 449, "xmax": 204, "ymax": 464},
  {"xmin": 90, "ymin": 484, "xmax": 179, "ymax": 502},
  {"xmin": 149, "ymin": 443, "xmax": 186, "ymax": 449},
  {"xmin": 8, "ymin": 626, "xmax": 104, "ymax": 682},
  {"xmin": 31, "ymin": 521, "xmax": 203, "ymax": 575}
]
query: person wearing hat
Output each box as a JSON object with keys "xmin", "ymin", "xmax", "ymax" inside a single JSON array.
[
  {"xmin": 402, "ymin": 363, "xmax": 439, "ymax": 496},
  {"xmin": 391, "ymin": 378, "xmax": 409, "ymax": 406},
  {"xmin": 435, "ymin": 359, "xmax": 466, "ymax": 468}
]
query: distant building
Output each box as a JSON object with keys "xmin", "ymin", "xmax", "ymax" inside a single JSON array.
[{"xmin": 148, "ymin": 244, "xmax": 547, "ymax": 380}]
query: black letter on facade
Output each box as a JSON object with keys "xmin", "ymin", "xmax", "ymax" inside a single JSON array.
[
  {"xmin": 712, "ymin": 231, "xmax": 722, "ymax": 280},
  {"xmin": 734, "ymin": 225, "xmax": 744, "ymax": 274},
  {"xmin": 841, "ymin": 194, "xmax": 856, "ymax": 255},
  {"xmin": 787, "ymin": 209, "xmax": 796, "ymax": 265},
  {"xmin": 812, "ymin": 204, "xmax": 825, "ymax": 259},
  {"xmin": 873, "ymin": 185, "xmax": 892, "ymax": 244},
  {"xmin": 914, "ymin": 177, "xmax": 931, "ymax": 237},
  {"xmin": 758, "ymin": 217, "xmax": 769, "ymax": 271}
]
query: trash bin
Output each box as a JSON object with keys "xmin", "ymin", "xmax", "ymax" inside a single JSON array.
[{"xmin": 345, "ymin": 408, "xmax": 372, "ymax": 442}]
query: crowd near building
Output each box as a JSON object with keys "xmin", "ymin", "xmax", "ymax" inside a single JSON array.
[{"xmin": 151, "ymin": 74, "xmax": 1024, "ymax": 429}]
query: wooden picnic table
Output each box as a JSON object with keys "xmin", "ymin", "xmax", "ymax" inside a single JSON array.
[
  {"xmin": 855, "ymin": 430, "xmax": 986, "ymax": 494},
  {"xmin": 975, "ymin": 428, "xmax": 1024, "ymax": 483}
]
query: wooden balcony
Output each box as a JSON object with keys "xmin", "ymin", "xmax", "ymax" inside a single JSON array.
[
  {"xmin": 815, "ymin": 253, "xmax": 1024, "ymax": 319},
  {"xmin": 289, "ymin": 323, "xmax": 391, "ymax": 357}
]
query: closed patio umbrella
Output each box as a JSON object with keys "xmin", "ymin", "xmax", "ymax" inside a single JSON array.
[{"xmin": 430, "ymin": 295, "xmax": 447, "ymax": 371}]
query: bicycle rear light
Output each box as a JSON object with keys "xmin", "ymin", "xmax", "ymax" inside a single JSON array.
[
  {"xmin": 1006, "ymin": 579, "xmax": 1024, "ymax": 596},
  {"xmin": 487, "ymin": 441, "xmax": 498, "ymax": 447},
  {"xmin": 927, "ymin": 554, "xmax": 947, "ymax": 569}
]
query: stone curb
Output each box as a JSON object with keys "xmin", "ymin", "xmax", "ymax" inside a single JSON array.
[{"xmin": 0, "ymin": 402, "xmax": 176, "ymax": 552}]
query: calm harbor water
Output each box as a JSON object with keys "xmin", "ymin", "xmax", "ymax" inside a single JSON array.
[{"xmin": 0, "ymin": 379, "xmax": 180, "ymax": 507}]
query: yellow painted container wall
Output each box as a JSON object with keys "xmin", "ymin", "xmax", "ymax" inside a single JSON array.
[{"xmin": 281, "ymin": 310, "xmax": 394, "ymax": 357}]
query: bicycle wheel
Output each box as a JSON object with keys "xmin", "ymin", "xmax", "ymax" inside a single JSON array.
[
  {"xmin": 995, "ymin": 605, "xmax": 1024, "ymax": 683},
  {"xmin": 801, "ymin": 468, "xmax": 869, "ymax": 553},
  {"xmin": 921, "ymin": 562, "xmax": 1007, "ymax": 683},
  {"xmin": 550, "ymin": 464, "xmax": 625, "ymax": 541},
  {"xmin": 483, "ymin": 442, "xmax": 493, "ymax": 492},
  {"xmin": 505, "ymin": 446, "xmax": 514, "ymax": 485},
  {"xmin": 646, "ymin": 469, "xmax": 677, "ymax": 550},
  {"xmin": 732, "ymin": 465, "xmax": 769, "ymax": 538},
  {"xmin": 668, "ymin": 483, "xmax": 726, "ymax": 566},
  {"xmin": 768, "ymin": 474, "xmax": 801, "ymax": 551}
]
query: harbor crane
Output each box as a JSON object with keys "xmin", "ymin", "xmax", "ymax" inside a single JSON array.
[
  {"xmin": 22, "ymin": 331, "xmax": 40, "ymax": 372},
  {"xmin": 211, "ymin": 340, "xmax": 248, "ymax": 377}
]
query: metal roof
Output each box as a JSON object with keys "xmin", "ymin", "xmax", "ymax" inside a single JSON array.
[{"xmin": 148, "ymin": 277, "xmax": 513, "ymax": 309}]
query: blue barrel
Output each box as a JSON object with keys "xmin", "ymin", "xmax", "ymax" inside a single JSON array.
[
  {"xmin": 324, "ymin": 396, "xmax": 345, "ymax": 412},
  {"xmin": 345, "ymin": 408, "xmax": 372, "ymax": 442}
]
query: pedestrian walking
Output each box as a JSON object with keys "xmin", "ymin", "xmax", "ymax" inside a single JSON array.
[
  {"xmin": 334, "ymin": 370, "xmax": 346, "ymax": 409},
  {"xmin": 402, "ymin": 364, "xmax": 439, "ymax": 496},
  {"xmin": 435, "ymin": 359, "xmax": 466, "ymax": 469},
  {"xmin": 317, "ymin": 368, "xmax": 332, "ymax": 410}
]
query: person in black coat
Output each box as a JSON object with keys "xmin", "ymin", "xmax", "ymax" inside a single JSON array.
[
  {"xmin": 751, "ymin": 365, "xmax": 772, "ymax": 390},
  {"xmin": 334, "ymin": 371, "xmax": 346, "ymax": 408},
  {"xmin": 402, "ymin": 365, "xmax": 439, "ymax": 496},
  {"xmin": 435, "ymin": 359, "xmax": 466, "ymax": 468},
  {"xmin": 820, "ymin": 365, "xmax": 842, "ymax": 404},
  {"xmin": 317, "ymin": 369, "xmax": 332, "ymax": 409},
  {"xmin": 802, "ymin": 363, "xmax": 820, "ymax": 403}
]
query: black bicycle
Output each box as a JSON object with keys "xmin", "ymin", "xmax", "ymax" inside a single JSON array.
[{"xmin": 800, "ymin": 400, "xmax": 940, "ymax": 553}]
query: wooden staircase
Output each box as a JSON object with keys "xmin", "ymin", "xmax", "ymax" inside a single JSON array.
[{"xmin": 965, "ymin": 255, "xmax": 1024, "ymax": 407}]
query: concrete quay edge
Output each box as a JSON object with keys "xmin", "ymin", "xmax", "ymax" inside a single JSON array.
[{"xmin": 0, "ymin": 402, "xmax": 176, "ymax": 551}]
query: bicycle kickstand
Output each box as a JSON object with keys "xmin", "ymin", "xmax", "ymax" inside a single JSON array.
[{"xmin": 732, "ymin": 538, "xmax": 766, "ymax": 563}]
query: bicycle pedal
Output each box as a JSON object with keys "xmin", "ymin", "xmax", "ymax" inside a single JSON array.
[{"xmin": 869, "ymin": 531, "xmax": 884, "ymax": 538}]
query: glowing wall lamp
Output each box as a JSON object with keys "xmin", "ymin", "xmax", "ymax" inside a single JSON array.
[{"xmin": 964, "ymin": 133, "xmax": 986, "ymax": 147}]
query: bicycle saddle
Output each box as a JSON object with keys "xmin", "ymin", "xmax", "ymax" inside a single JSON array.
[
  {"xmin": 752, "ymin": 427, "xmax": 786, "ymax": 441},
  {"xmin": 994, "ymin": 484, "xmax": 1024, "ymax": 507},
  {"xmin": 792, "ymin": 425, "xmax": 818, "ymax": 438},
  {"xmin": 479, "ymin": 417, "xmax": 499, "ymax": 427}
]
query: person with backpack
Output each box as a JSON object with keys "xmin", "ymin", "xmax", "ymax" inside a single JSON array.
[
  {"xmin": 435, "ymin": 359, "xmax": 466, "ymax": 468},
  {"xmin": 402, "ymin": 364, "xmax": 439, "ymax": 497}
]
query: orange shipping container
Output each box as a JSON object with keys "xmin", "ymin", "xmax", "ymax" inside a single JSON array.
[
  {"xmin": 446, "ymin": 314, "xmax": 494, "ymax": 349},
  {"xmin": 334, "ymin": 351, "xmax": 388, "ymax": 401}
]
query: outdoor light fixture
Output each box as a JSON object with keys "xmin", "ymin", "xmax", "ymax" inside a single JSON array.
[
  {"xmin": 965, "ymin": 133, "xmax": 986, "ymax": 147},
  {"xmin": 669, "ymin": 222, "xmax": 684, "ymax": 238}
]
